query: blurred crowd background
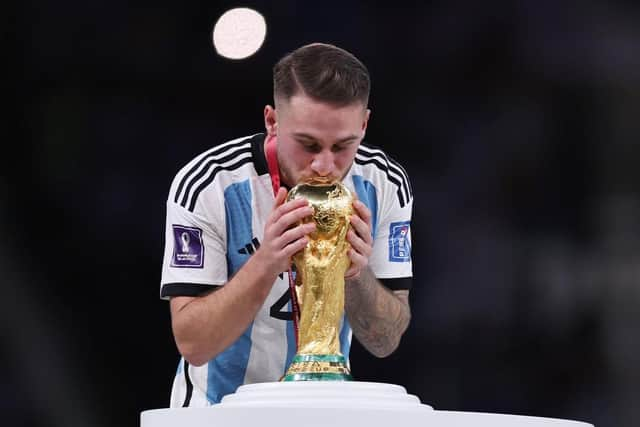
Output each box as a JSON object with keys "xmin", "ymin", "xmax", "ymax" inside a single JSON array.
[{"xmin": 4, "ymin": 1, "xmax": 640, "ymax": 426}]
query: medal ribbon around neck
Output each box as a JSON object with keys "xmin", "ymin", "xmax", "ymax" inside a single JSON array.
[{"xmin": 265, "ymin": 134, "xmax": 301, "ymax": 348}]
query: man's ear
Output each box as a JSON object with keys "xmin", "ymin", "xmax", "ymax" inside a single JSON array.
[
  {"xmin": 361, "ymin": 108, "xmax": 371, "ymax": 138},
  {"xmin": 264, "ymin": 105, "xmax": 277, "ymax": 136}
]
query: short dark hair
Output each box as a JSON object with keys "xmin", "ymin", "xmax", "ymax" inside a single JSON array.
[{"xmin": 273, "ymin": 43, "xmax": 370, "ymax": 107}]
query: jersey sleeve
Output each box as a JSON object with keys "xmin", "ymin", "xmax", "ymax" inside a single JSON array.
[
  {"xmin": 368, "ymin": 176, "xmax": 413, "ymax": 283},
  {"xmin": 160, "ymin": 179, "xmax": 228, "ymax": 300}
]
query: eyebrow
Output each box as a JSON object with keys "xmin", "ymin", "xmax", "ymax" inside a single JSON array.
[{"xmin": 292, "ymin": 132, "xmax": 359, "ymax": 144}]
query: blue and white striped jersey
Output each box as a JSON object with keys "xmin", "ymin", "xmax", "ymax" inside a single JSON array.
[{"xmin": 160, "ymin": 133, "xmax": 413, "ymax": 407}]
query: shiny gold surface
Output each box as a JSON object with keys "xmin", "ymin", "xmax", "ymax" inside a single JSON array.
[{"xmin": 286, "ymin": 179, "xmax": 353, "ymax": 355}]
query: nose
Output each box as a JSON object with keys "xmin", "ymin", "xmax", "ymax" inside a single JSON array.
[{"xmin": 310, "ymin": 150, "xmax": 336, "ymax": 177}]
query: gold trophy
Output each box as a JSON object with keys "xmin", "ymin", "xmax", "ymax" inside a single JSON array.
[{"xmin": 282, "ymin": 178, "xmax": 354, "ymax": 381}]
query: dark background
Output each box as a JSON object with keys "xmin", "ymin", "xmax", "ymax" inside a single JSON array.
[{"xmin": 4, "ymin": 1, "xmax": 640, "ymax": 426}]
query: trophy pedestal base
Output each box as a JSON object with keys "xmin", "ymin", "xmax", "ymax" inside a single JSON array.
[
  {"xmin": 282, "ymin": 354, "xmax": 352, "ymax": 381},
  {"xmin": 141, "ymin": 382, "xmax": 594, "ymax": 427}
]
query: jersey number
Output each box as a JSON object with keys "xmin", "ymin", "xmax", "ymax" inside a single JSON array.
[{"xmin": 269, "ymin": 288, "xmax": 293, "ymax": 321}]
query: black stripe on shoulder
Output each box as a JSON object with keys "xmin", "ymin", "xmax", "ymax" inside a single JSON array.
[
  {"xmin": 186, "ymin": 156, "xmax": 253, "ymax": 211},
  {"xmin": 357, "ymin": 145, "xmax": 412, "ymax": 204},
  {"xmin": 173, "ymin": 138, "xmax": 253, "ymax": 204},
  {"xmin": 355, "ymin": 156, "xmax": 407, "ymax": 208},
  {"xmin": 383, "ymin": 153, "xmax": 413, "ymax": 198},
  {"xmin": 250, "ymin": 133, "xmax": 268, "ymax": 176},
  {"xmin": 161, "ymin": 283, "xmax": 222, "ymax": 298},
  {"xmin": 380, "ymin": 277, "xmax": 412, "ymax": 291},
  {"xmin": 358, "ymin": 144, "xmax": 412, "ymax": 197},
  {"xmin": 178, "ymin": 145, "xmax": 252, "ymax": 208}
]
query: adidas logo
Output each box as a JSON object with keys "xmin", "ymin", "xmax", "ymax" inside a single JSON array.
[{"xmin": 238, "ymin": 237, "xmax": 260, "ymax": 255}]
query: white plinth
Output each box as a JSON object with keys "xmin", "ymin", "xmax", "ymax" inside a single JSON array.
[{"xmin": 141, "ymin": 382, "xmax": 594, "ymax": 427}]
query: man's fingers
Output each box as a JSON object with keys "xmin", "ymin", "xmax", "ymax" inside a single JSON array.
[
  {"xmin": 273, "ymin": 197, "xmax": 308, "ymax": 219},
  {"xmin": 282, "ymin": 236, "xmax": 309, "ymax": 258},
  {"xmin": 268, "ymin": 197, "xmax": 310, "ymax": 233},
  {"xmin": 279, "ymin": 222, "xmax": 315, "ymax": 247},
  {"xmin": 349, "ymin": 215, "xmax": 373, "ymax": 246},
  {"xmin": 273, "ymin": 205, "xmax": 313, "ymax": 235},
  {"xmin": 352, "ymin": 200, "xmax": 372, "ymax": 225},
  {"xmin": 348, "ymin": 229, "xmax": 372, "ymax": 257},
  {"xmin": 344, "ymin": 249, "xmax": 365, "ymax": 279}
]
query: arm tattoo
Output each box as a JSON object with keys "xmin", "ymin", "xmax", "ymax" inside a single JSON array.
[{"xmin": 344, "ymin": 267, "xmax": 411, "ymax": 357}]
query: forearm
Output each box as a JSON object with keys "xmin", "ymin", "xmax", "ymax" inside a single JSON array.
[
  {"xmin": 344, "ymin": 267, "xmax": 411, "ymax": 357},
  {"xmin": 171, "ymin": 252, "xmax": 279, "ymax": 366}
]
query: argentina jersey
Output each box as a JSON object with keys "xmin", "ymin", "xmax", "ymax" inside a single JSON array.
[{"xmin": 160, "ymin": 133, "xmax": 413, "ymax": 407}]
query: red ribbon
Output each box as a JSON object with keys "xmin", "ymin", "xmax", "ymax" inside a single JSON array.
[
  {"xmin": 265, "ymin": 134, "xmax": 281, "ymax": 196},
  {"xmin": 264, "ymin": 135, "xmax": 301, "ymax": 348}
]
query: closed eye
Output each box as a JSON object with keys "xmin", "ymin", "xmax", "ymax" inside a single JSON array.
[
  {"xmin": 295, "ymin": 135, "xmax": 357, "ymax": 153},
  {"xmin": 332, "ymin": 139, "xmax": 357, "ymax": 152},
  {"xmin": 300, "ymin": 142, "xmax": 322, "ymax": 153}
]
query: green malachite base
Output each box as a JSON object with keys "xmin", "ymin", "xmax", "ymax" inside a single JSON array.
[{"xmin": 282, "ymin": 354, "xmax": 352, "ymax": 382}]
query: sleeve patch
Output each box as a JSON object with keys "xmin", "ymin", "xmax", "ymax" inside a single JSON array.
[
  {"xmin": 388, "ymin": 221, "xmax": 411, "ymax": 262},
  {"xmin": 171, "ymin": 225, "xmax": 204, "ymax": 268}
]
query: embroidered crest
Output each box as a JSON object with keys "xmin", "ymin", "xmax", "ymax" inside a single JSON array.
[
  {"xmin": 388, "ymin": 221, "xmax": 411, "ymax": 262},
  {"xmin": 171, "ymin": 225, "xmax": 204, "ymax": 268}
]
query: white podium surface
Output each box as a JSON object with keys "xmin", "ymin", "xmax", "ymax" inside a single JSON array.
[{"xmin": 141, "ymin": 382, "xmax": 594, "ymax": 427}]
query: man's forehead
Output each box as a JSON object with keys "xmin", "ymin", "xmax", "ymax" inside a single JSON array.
[{"xmin": 277, "ymin": 93, "xmax": 367, "ymax": 114}]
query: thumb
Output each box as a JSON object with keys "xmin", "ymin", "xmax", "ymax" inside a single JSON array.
[{"xmin": 274, "ymin": 187, "xmax": 288, "ymax": 207}]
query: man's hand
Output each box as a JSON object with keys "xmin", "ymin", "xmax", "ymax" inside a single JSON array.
[
  {"xmin": 345, "ymin": 198, "xmax": 373, "ymax": 280},
  {"xmin": 254, "ymin": 187, "xmax": 316, "ymax": 276}
]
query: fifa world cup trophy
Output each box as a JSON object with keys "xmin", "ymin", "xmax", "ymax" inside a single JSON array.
[{"xmin": 282, "ymin": 178, "xmax": 354, "ymax": 381}]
